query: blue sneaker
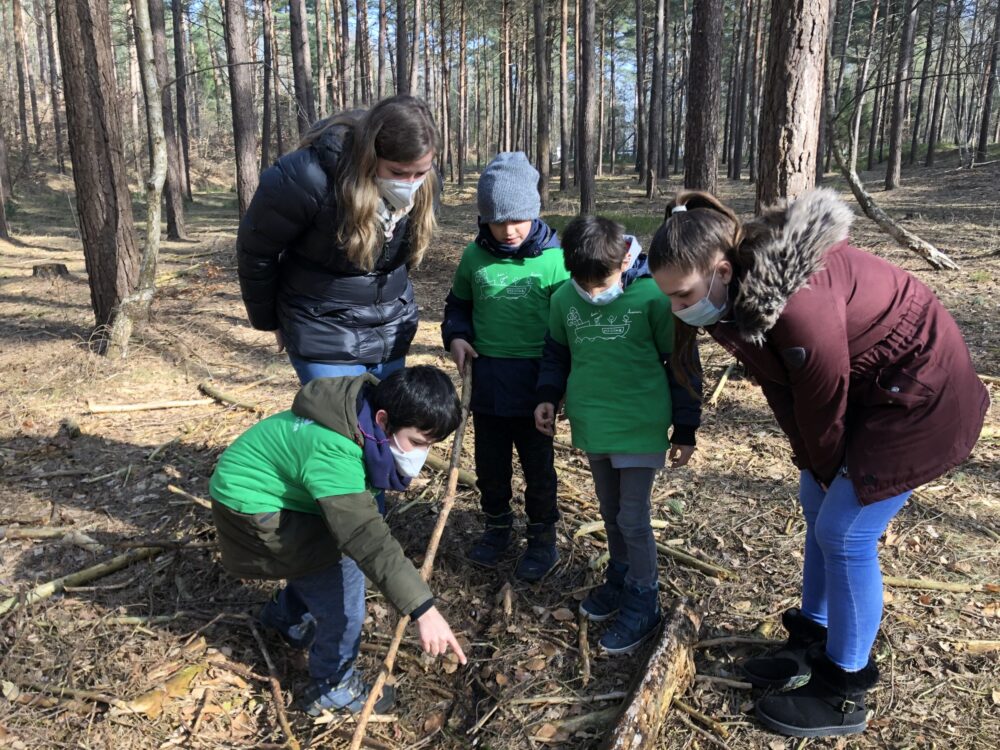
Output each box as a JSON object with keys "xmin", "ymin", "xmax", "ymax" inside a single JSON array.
[
  {"xmin": 258, "ymin": 591, "xmax": 316, "ymax": 650},
  {"xmin": 599, "ymin": 583, "xmax": 662, "ymax": 655},
  {"xmin": 468, "ymin": 513, "xmax": 514, "ymax": 568},
  {"xmin": 297, "ymin": 670, "xmax": 396, "ymax": 716},
  {"xmin": 579, "ymin": 560, "xmax": 628, "ymax": 622}
]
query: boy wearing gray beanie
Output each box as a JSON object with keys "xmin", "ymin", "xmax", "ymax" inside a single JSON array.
[{"xmin": 441, "ymin": 152, "xmax": 568, "ymax": 582}]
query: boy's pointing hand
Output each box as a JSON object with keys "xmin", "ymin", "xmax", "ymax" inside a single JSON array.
[{"xmin": 415, "ymin": 606, "xmax": 468, "ymax": 665}]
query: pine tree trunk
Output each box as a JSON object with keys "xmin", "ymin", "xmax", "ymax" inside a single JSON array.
[
  {"xmin": 559, "ymin": 0, "xmax": 570, "ymax": 189},
  {"xmin": 731, "ymin": 0, "xmax": 752, "ymax": 180},
  {"xmin": 290, "ymin": 0, "xmax": 317, "ymax": 133},
  {"xmin": 816, "ymin": 0, "xmax": 836, "ymax": 181},
  {"xmin": 171, "ymin": 0, "xmax": 192, "ymax": 200},
  {"xmin": 423, "ymin": 0, "xmax": 432, "ymax": 105},
  {"xmin": 534, "ymin": 0, "xmax": 551, "ymax": 206},
  {"xmin": 848, "ymin": 0, "xmax": 881, "ymax": 171},
  {"xmin": 146, "ymin": 0, "xmax": 186, "ymax": 238},
  {"xmin": 409, "ymin": 0, "xmax": 421, "ymax": 95},
  {"xmin": 396, "ymin": 0, "xmax": 408, "ymax": 94},
  {"xmin": 340, "ymin": 0, "xmax": 351, "ymax": 107},
  {"xmin": 828, "ymin": 0, "xmax": 856, "ymax": 170},
  {"xmin": 635, "ymin": 0, "xmax": 646, "ymax": 175},
  {"xmin": 44, "ymin": 0, "xmax": 66, "ymax": 174},
  {"xmin": 55, "ymin": 0, "xmax": 141, "ymax": 339},
  {"xmin": 886, "ymin": 0, "xmax": 918, "ymax": 188},
  {"xmin": 579, "ymin": 0, "xmax": 597, "ymax": 212},
  {"xmin": 757, "ymin": 0, "xmax": 830, "ymax": 208},
  {"xmin": 457, "ymin": 0, "xmax": 467, "ymax": 184},
  {"xmin": 659, "ymin": 2, "xmax": 671, "ymax": 180},
  {"xmin": 684, "ymin": 0, "xmax": 724, "ymax": 193},
  {"xmin": 501, "ymin": 0, "xmax": 512, "ymax": 151},
  {"xmin": 646, "ymin": 0, "xmax": 665, "ymax": 197},
  {"xmin": 722, "ymin": 7, "xmax": 739, "ymax": 168},
  {"xmin": 909, "ymin": 1, "xmax": 936, "ymax": 164},
  {"xmin": 12, "ymin": 0, "xmax": 34, "ymax": 154},
  {"xmin": 976, "ymin": 0, "xmax": 1000, "ymax": 160},
  {"xmin": 261, "ymin": 0, "xmax": 274, "ymax": 169},
  {"xmin": 378, "ymin": 0, "xmax": 388, "ymax": 98},
  {"xmin": 0, "ymin": 127, "xmax": 12, "ymax": 238},
  {"xmin": 610, "ymin": 22, "xmax": 618, "ymax": 176},
  {"xmin": 316, "ymin": 1, "xmax": 328, "ymax": 116},
  {"xmin": 926, "ymin": 0, "xmax": 954, "ymax": 165},
  {"xmin": 438, "ymin": 0, "xmax": 450, "ymax": 177},
  {"xmin": 597, "ymin": 10, "xmax": 606, "ymax": 176},
  {"xmin": 223, "ymin": 0, "xmax": 260, "ymax": 218}
]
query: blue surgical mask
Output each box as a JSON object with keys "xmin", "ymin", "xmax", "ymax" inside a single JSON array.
[
  {"xmin": 389, "ymin": 434, "xmax": 429, "ymax": 477},
  {"xmin": 571, "ymin": 278, "xmax": 623, "ymax": 306},
  {"xmin": 377, "ymin": 176, "xmax": 426, "ymax": 212},
  {"xmin": 673, "ymin": 266, "xmax": 728, "ymax": 327}
]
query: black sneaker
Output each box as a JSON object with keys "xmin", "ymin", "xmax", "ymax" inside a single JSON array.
[
  {"xmin": 742, "ymin": 608, "xmax": 827, "ymax": 690},
  {"xmin": 515, "ymin": 523, "xmax": 559, "ymax": 582},
  {"xmin": 579, "ymin": 560, "xmax": 628, "ymax": 622},
  {"xmin": 755, "ymin": 648, "xmax": 878, "ymax": 737},
  {"xmin": 297, "ymin": 670, "xmax": 396, "ymax": 716},
  {"xmin": 599, "ymin": 582, "xmax": 662, "ymax": 655}
]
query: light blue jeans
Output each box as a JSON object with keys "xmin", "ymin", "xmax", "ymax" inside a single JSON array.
[
  {"xmin": 288, "ymin": 355, "xmax": 405, "ymax": 384},
  {"xmin": 798, "ymin": 470, "xmax": 910, "ymax": 671}
]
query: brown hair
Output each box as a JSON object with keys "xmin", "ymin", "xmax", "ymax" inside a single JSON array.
[
  {"xmin": 561, "ymin": 215, "xmax": 628, "ymax": 285},
  {"xmin": 300, "ymin": 95, "xmax": 440, "ymax": 271},
  {"xmin": 648, "ymin": 191, "xmax": 745, "ymax": 394}
]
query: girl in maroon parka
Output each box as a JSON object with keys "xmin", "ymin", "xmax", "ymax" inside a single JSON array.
[{"xmin": 648, "ymin": 189, "xmax": 989, "ymax": 739}]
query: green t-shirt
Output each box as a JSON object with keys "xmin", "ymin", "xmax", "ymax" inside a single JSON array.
[
  {"xmin": 450, "ymin": 242, "xmax": 570, "ymax": 358},
  {"xmin": 209, "ymin": 411, "xmax": 367, "ymax": 514},
  {"xmin": 548, "ymin": 277, "xmax": 674, "ymax": 454}
]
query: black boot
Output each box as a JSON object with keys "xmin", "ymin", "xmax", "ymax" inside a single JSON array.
[
  {"xmin": 755, "ymin": 648, "xmax": 879, "ymax": 738},
  {"xmin": 599, "ymin": 582, "xmax": 662, "ymax": 655},
  {"xmin": 742, "ymin": 608, "xmax": 827, "ymax": 690},
  {"xmin": 467, "ymin": 513, "xmax": 514, "ymax": 569},
  {"xmin": 515, "ymin": 523, "xmax": 559, "ymax": 582},
  {"xmin": 579, "ymin": 560, "xmax": 628, "ymax": 622}
]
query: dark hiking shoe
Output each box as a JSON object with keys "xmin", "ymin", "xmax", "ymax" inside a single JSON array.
[
  {"xmin": 599, "ymin": 583, "xmax": 662, "ymax": 655},
  {"xmin": 579, "ymin": 560, "xmax": 629, "ymax": 622},
  {"xmin": 515, "ymin": 523, "xmax": 559, "ymax": 582}
]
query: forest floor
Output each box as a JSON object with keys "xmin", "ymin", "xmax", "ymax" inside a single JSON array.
[{"xmin": 0, "ymin": 155, "xmax": 997, "ymax": 750}]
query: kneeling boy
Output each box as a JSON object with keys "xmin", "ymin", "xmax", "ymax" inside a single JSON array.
[{"xmin": 209, "ymin": 366, "xmax": 467, "ymax": 715}]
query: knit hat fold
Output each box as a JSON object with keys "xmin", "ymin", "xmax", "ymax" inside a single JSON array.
[{"xmin": 477, "ymin": 152, "xmax": 541, "ymax": 223}]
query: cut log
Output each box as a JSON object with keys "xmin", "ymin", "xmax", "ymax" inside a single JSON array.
[
  {"xmin": 32, "ymin": 263, "xmax": 69, "ymax": 278},
  {"xmin": 602, "ymin": 598, "xmax": 702, "ymax": 750},
  {"xmin": 425, "ymin": 450, "xmax": 477, "ymax": 488}
]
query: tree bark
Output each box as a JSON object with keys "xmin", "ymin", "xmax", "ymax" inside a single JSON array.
[
  {"xmin": 756, "ymin": 0, "xmax": 830, "ymax": 209},
  {"xmin": 909, "ymin": 0, "xmax": 937, "ymax": 164},
  {"xmin": 223, "ymin": 0, "xmax": 260, "ymax": 218},
  {"xmin": 646, "ymin": 0, "xmax": 665, "ymax": 197},
  {"xmin": 457, "ymin": 0, "xmax": 467, "ymax": 184},
  {"xmin": 635, "ymin": 0, "xmax": 647, "ymax": 175},
  {"xmin": 926, "ymin": 0, "xmax": 955, "ymax": 165},
  {"xmin": 357, "ymin": 0, "xmax": 373, "ymax": 104},
  {"xmin": 396, "ymin": 0, "xmax": 409, "ymax": 94},
  {"xmin": 409, "ymin": 0, "xmax": 421, "ymax": 95},
  {"xmin": 44, "ymin": 0, "xmax": 67, "ymax": 174},
  {"xmin": 55, "ymin": 0, "xmax": 141, "ymax": 339},
  {"xmin": 559, "ymin": 0, "xmax": 570, "ymax": 189},
  {"xmin": 171, "ymin": 0, "xmax": 193, "ymax": 200},
  {"xmin": 378, "ymin": 0, "xmax": 388, "ymax": 98},
  {"xmin": 976, "ymin": 0, "xmax": 1000, "ymax": 161},
  {"xmin": 11, "ymin": 0, "xmax": 35, "ymax": 153},
  {"xmin": 886, "ymin": 0, "xmax": 918, "ymax": 189},
  {"xmin": 579, "ymin": 0, "xmax": 597, "ymax": 213},
  {"xmin": 289, "ymin": 0, "xmax": 317, "ymax": 134},
  {"xmin": 261, "ymin": 0, "xmax": 274, "ymax": 169},
  {"xmin": 684, "ymin": 0, "xmax": 724, "ymax": 193},
  {"xmin": 597, "ymin": 10, "xmax": 606, "ymax": 176},
  {"xmin": 0, "ymin": 127, "xmax": 12, "ymax": 239},
  {"xmin": 534, "ymin": 0, "xmax": 551, "ymax": 207},
  {"xmin": 731, "ymin": 0, "xmax": 752, "ymax": 179}
]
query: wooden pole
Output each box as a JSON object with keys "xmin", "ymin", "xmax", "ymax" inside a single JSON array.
[{"xmin": 349, "ymin": 368, "xmax": 474, "ymax": 750}]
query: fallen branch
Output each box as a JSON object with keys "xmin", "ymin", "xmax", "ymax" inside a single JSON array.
[
  {"xmin": 948, "ymin": 639, "xmax": 1000, "ymax": 654},
  {"xmin": 509, "ymin": 691, "xmax": 629, "ymax": 707},
  {"xmin": 86, "ymin": 398, "xmax": 214, "ymax": 413},
  {"xmin": 198, "ymin": 381, "xmax": 261, "ymax": 411},
  {"xmin": 676, "ymin": 712, "xmax": 732, "ymax": 750},
  {"xmin": 349, "ymin": 368, "xmax": 474, "ymax": 750},
  {"xmin": 13, "ymin": 680, "xmax": 132, "ymax": 712},
  {"xmin": 603, "ymin": 599, "xmax": 702, "ymax": 749},
  {"xmin": 884, "ymin": 575, "xmax": 996, "ymax": 594},
  {"xmin": 0, "ymin": 526, "xmax": 75, "ymax": 540},
  {"xmin": 424, "ymin": 450, "xmax": 477, "ymax": 488},
  {"xmin": 708, "ymin": 362, "xmax": 737, "ymax": 406},
  {"xmin": 696, "ymin": 636, "xmax": 777, "ymax": 649},
  {"xmin": 673, "ymin": 698, "xmax": 730, "ymax": 738},
  {"xmin": 694, "ymin": 674, "xmax": 753, "ymax": 690},
  {"xmin": 578, "ymin": 611, "xmax": 592, "ymax": 687},
  {"xmin": 0, "ymin": 546, "xmax": 165, "ymax": 617},
  {"xmin": 247, "ymin": 619, "xmax": 300, "ymax": 750},
  {"xmin": 166, "ymin": 484, "xmax": 213, "ymax": 510},
  {"xmin": 656, "ymin": 542, "xmax": 734, "ymax": 579}
]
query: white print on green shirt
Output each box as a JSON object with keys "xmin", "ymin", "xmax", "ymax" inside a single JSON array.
[
  {"xmin": 566, "ymin": 306, "xmax": 644, "ymax": 343},
  {"xmin": 293, "ymin": 417, "xmax": 315, "ymax": 432},
  {"xmin": 473, "ymin": 267, "xmax": 543, "ymax": 302}
]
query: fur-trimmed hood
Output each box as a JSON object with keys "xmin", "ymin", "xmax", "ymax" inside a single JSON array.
[{"xmin": 732, "ymin": 188, "xmax": 854, "ymax": 344}]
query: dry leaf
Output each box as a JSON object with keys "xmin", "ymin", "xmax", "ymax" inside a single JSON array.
[
  {"xmin": 165, "ymin": 664, "xmax": 204, "ymax": 698},
  {"xmin": 535, "ymin": 723, "xmax": 559, "ymax": 740},
  {"xmin": 441, "ymin": 652, "xmax": 460, "ymax": 674},
  {"xmin": 127, "ymin": 687, "xmax": 167, "ymax": 719},
  {"xmin": 551, "ymin": 607, "xmax": 575, "ymax": 622},
  {"xmin": 523, "ymin": 656, "xmax": 548, "ymax": 671},
  {"xmin": 540, "ymin": 642, "xmax": 558, "ymax": 658},
  {"xmin": 423, "ymin": 711, "xmax": 445, "ymax": 734},
  {"xmin": 494, "ymin": 672, "xmax": 509, "ymax": 687},
  {"xmin": 992, "ymin": 688, "xmax": 1000, "ymax": 706}
]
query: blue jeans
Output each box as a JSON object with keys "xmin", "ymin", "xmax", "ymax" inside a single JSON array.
[
  {"xmin": 798, "ymin": 470, "xmax": 910, "ymax": 671},
  {"xmin": 289, "ymin": 355, "xmax": 406, "ymax": 385},
  {"xmin": 272, "ymin": 558, "xmax": 367, "ymax": 683}
]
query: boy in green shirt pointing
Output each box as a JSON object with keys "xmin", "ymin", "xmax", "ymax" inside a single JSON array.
[
  {"xmin": 535, "ymin": 216, "xmax": 702, "ymax": 654},
  {"xmin": 209, "ymin": 366, "xmax": 467, "ymax": 715}
]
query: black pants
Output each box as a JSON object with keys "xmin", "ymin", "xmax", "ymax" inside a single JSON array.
[{"xmin": 473, "ymin": 412, "xmax": 559, "ymax": 525}]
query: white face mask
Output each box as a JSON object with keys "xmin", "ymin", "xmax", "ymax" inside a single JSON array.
[
  {"xmin": 377, "ymin": 175, "xmax": 427, "ymax": 212},
  {"xmin": 571, "ymin": 278, "xmax": 623, "ymax": 306},
  {"xmin": 389, "ymin": 434, "xmax": 429, "ymax": 477},
  {"xmin": 673, "ymin": 266, "xmax": 728, "ymax": 327}
]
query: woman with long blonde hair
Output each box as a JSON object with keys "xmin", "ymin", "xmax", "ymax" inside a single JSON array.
[{"xmin": 237, "ymin": 95, "xmax": 439, "ymax": 384}]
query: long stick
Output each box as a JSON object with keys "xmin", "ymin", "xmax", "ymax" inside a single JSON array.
[
  {"xmin": 0, "ymin": 547, "xmax": 165, "ymax": 616},
  {"xmin": 86, "ymin": 398, "xmax": 214, "ymax": 413},
  {"xmin": 349, "ymin": 368, "xmax": 474, "ymax": 750},
  {"xmin": 708, "ymin": 362, "xmax": 736, "ymax": 406}
]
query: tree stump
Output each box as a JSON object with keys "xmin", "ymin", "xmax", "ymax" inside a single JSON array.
[
  {"xmin": 603, "ymin": 598, "xmax": 703, "ymax": 750},
  {"xmin": 32, "ymin": 263, "xmax": 69, "ymax": 278}
]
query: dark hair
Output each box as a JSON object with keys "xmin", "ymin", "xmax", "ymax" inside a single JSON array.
[
  {"xmin": 648, "ymin": 191, "xmax": 744, "ymax": 397},
  {"xmin": 561, "ymin": 215, "xmax": 628, "ymax": 285},
  {"xmin": 371, "ymin": 366, "xmax": 461, "ymax": 441}
]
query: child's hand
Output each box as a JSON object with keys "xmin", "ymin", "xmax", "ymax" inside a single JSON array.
[
  {"xmin": 668, "ymin": 443, "xmax": 695, "ymax": 468},
  {"xmin": 449, "ymin": 339, "xmax": 478, "ymax": 373},
  {"xmin": 414, "ymin": 606, "xmax": 468, "ymax": 664},
  {"xmin": 535, "ymin": 403, "xmax": 556, "ymax": 436}
]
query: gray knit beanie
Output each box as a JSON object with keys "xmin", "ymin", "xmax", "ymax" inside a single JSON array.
[{"xmin": 477, "ymin": 152, "xmax": 541, "ymax": 223}]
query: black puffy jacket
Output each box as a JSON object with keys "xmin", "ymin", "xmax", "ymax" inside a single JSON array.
[{"xmin": 237, "ymin": 124, "xmax": 424, "ymax": 364}]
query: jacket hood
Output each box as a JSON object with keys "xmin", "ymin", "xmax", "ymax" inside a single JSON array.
[
  {"xmin": 311, "ymin": 121, "xmax": 353, "ymax": 178},
  {"xmin": 621, "ymin": 234, "xmax": 650, "ymax": 288},
  {"xmin": 733, "ymin": 188, "xmax": 854, "ymax": 345},
  {"xmin": 291, "ymin": 373, "xmax": 378, "ymax": 443}
]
